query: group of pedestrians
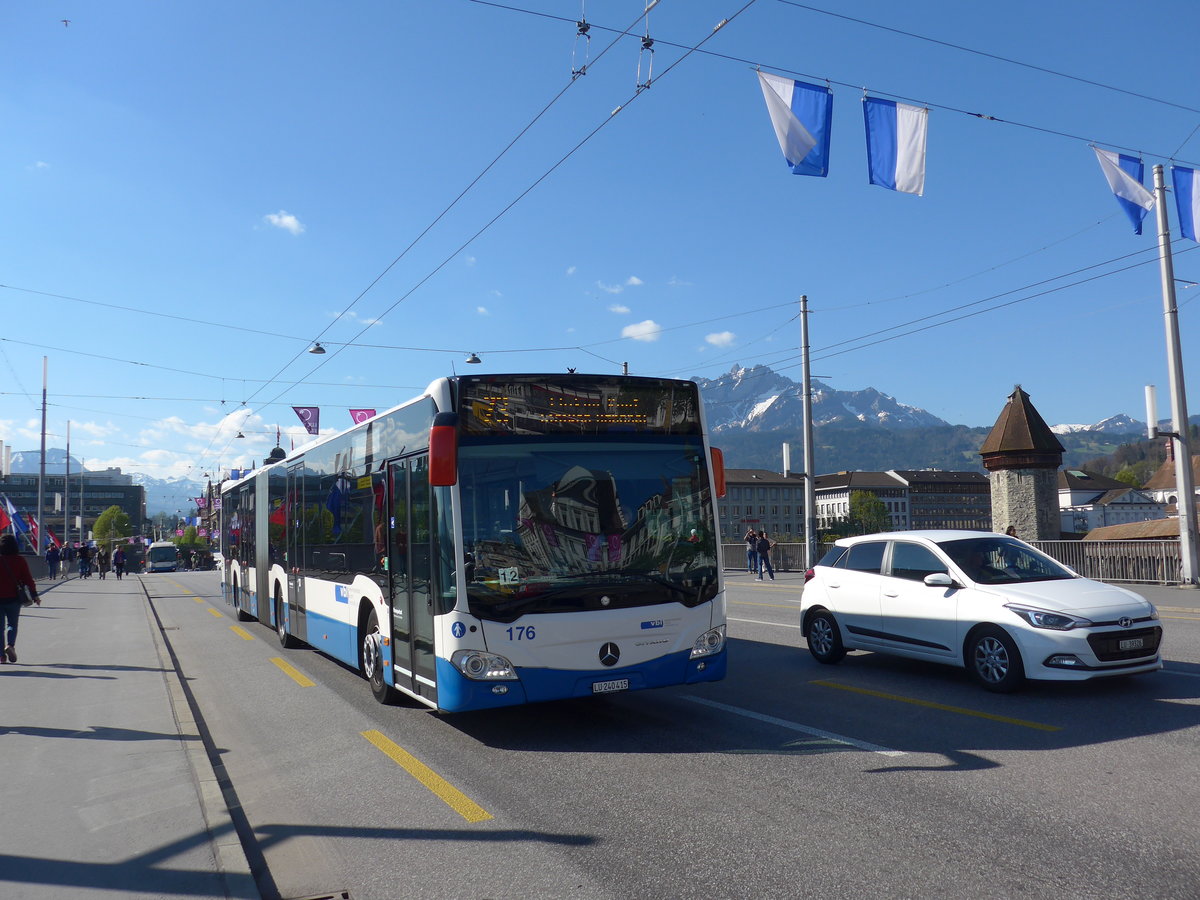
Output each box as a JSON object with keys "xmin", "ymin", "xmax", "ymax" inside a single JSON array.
[
  {"xmin": 744, "ymin": 527, "xmax": 777, "ymax": 581},
  {"xmin": 43, "ymin": 543, "xmax": 128, "ymax": 580}
]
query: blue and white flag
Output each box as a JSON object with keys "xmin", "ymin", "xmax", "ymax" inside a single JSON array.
[
  {"xmin": 863, "ymin": 97, "xmax": 928, "ymax": 196},
  {"xmin": 1093, "ymin": 147, "xmax": 1154, "ymax": 234},
  {"xmin": 1172, "ymin": 165, "xmax": 1200, "ymax": 242},
  {"xmin": 756, "ymin": 71, "xmax": 833, "ymax": 177}
]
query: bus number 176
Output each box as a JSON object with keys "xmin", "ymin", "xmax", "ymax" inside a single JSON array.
[{"xmin": 506, "ymin": 625, "xmax": 536, "ymax": 641}]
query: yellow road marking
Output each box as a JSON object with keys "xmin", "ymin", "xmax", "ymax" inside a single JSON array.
[
  {"xmin": 361, "ymin": 730, "xmax": 493, "ymax": 823},
  {"xmin": 1160, "ymin": 615, "xmax": 1200, "ymax": 620},
  {"xmin": 194, "ymin": 597, "xmax": 204, "ymax": 603},
  {"xmin": 207, "ymin": 608, "xmax": 223, "ymax": 618},
  {"xmin": 270, "ymin": 657, "xmax": 315, "ymax": 687},
  {"xmin": 230, "ymin": 625, "xmax": 254, "ymax": 641},
  {"xmin": 811, "ymin": 680, "xmax": 1062, "ymax": 732}
]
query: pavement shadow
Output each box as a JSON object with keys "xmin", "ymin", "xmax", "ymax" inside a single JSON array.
[{"xmin": 0, "ymin": 724, "xmax": 199, "ymax": 742}]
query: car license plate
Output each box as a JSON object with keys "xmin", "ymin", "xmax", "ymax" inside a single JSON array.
[
  {"xmin": 592, "ymin": 678, "xmax": 629, "ymax": 694},
  {"xmin": 1119, "ymin": 637, "xmax": 1145, "ymax": 651}
]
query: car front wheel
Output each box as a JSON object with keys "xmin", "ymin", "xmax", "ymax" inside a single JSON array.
[
  {"xmin": 807, "ymin": 610, "xmax": 846, "ymax": 664},
  {"xmin": 967, "ymin": 626, "xmax": 1025, "ymax": 692}
]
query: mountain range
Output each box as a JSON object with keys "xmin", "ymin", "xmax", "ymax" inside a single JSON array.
[{"xmin": 8, "ymin": 450, "xmax": 205, "ymax": 516}]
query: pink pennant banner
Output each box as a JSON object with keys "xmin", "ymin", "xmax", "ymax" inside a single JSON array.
[
  {"xmin": 350, "ymin": 408, "xmax": 376, "ymax": 424},
  {"xmin": 292, "ymin": 406, "xmax": 320, "ymax": 435}
]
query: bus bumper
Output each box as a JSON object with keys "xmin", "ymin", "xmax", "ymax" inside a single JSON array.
[{"xmin": 434, "ymin": 647, "xmax": 727, "ymax": 713}]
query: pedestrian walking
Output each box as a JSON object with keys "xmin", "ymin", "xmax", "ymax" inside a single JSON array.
[
  {"xmin": 755, "ymin": 530, "xmax": 776, "ymax": 581},
  {"xmin": 0, "ymin": 533, "xmax": 40, "ymax": 664},
  {"xmin": 97, "ymin": 546, "xmax": 111, "ymax": 580},
  {"xmin": 46, "ymin": 544, "xmax": 61, "ymax": 580},
  {"xmin": 78, "ymin": 544, "xmax": 92, "ymax": 579},
  {"xmin": 744, "ymin": 527, "xmax": 759, "ymax": 574},
  {"xmin": 113, "ymin": 547, "xmax": 126, "ymax": 580}
]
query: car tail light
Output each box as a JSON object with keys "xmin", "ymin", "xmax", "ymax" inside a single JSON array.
[{"xmin": 803, "ymin": 568, "xmax": 815, "ymax": 583}]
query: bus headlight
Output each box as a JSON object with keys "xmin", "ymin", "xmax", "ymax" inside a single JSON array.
[
  {"xmin": 690, "ymin": 625, "xmax": 726, "ymax": 659},
  {"xmin": 450, "ymin": 649, "xmax": 518, "ymax": 681}
]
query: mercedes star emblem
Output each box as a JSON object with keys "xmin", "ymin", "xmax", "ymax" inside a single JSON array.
[{"xmin": 599, "ymin": 642, "xmax": 620, "ymax": 667}]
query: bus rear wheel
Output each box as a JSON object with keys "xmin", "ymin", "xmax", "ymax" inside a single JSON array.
[
  {"xmin": 363, "ymin": 611, "xmax": 396, "ymax": 705},
  {"xmin": 275, "ymin": 589, "xmax": 299, "ymax": 649}
]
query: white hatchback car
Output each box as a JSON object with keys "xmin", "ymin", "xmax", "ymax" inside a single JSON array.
[{"xmin": 800, "ymin": 530, "xmax": 1163, "ymax": 692}]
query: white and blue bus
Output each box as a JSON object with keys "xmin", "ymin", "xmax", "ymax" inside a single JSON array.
[
  {"xmin": 221, "ymin": 373, "xmax": 727, "ymax": 713},
  {"xmin": 147, "ymin": 540, "xmax": 180, "ymax": 573}
]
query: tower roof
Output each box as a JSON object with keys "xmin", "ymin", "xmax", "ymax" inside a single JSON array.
[{"xmin": 980, "ymin": 385, "xmax": 1064, "ymax": 470}]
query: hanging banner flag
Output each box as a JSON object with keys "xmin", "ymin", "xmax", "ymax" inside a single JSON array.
[
  {"xmin": 46, "ymin": 526, "xmax": 62, "ymax": 549},
  {"xmin": 350, "ymin": 409, "xmax": 376, "ymax": 424},
  {"xmin": 0, "ymin": 501, "xmax": 10, "ymax": 532},
  {"xmin": 25, "ymin": 514, "xmax": 39, "ymax": 547},
  {"xmin": 756, "ymin": 71, "xmax": 833, "ymax": 177},
  {"xmin": 292, "ymin": 406, "xmax": 320, "ymax": 435},
  {"xmin": 1172, "ymin": 166, "xmax": 1200, "ymax": 242},
  {"xmin": 863, "ymin": 97, "xmax": 928, "ymax": 196},
  {"xmin": 1093, "ymin": 147, "xmax": 1154, "ymax": 233}
]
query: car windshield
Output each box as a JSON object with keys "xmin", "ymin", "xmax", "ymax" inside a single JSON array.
[
  {"xmin": 940, "ymin": 536, "xmax": 1075, "ymax": 585},
  {"xmin": 459, "ymin": 438, "xmax": 718, "ymax": 622}
]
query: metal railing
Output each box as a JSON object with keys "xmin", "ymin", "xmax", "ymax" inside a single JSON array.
[
  {"xmin": 722, "ymin": 539, "xmax": 1185, "ymax": 584},
  {"xmin": 1031, "ymin": 540, "xmax": 1182, "ymax": 585}
]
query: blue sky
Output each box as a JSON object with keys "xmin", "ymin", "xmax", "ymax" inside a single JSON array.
[{"xmin": 3, "ymin": 0, "xmax": 1199, "ymax": 480}]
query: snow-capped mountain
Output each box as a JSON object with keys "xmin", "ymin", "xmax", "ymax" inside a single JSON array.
[
  {"xmin": 693, "ymin": 364, "xmax": 950, "ymax": 433},
  {"xmin": 8, "ymin": 450, "xmax": 205, "ymax": 515},
  {"xmin": 1050, "ymin": 414, "xmax": 1145, "ymax": 436}
]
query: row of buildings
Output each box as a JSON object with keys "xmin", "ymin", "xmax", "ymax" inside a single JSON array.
[
  {"xmin": 0, "ymin": 468, "xmax": 147, "ymax": 546},
  {"xmin": 717, "ymin": 465, "xmax": 1172, "ymax": 543}
]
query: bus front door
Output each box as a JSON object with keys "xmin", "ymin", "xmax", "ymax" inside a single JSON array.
[
  {"xmin": 285, "ymin": 463, "xmax": 307, "ymax": 642},
  {"xmin": 387, "ymin": 456, "xmax": 438, "ymax": 705}
]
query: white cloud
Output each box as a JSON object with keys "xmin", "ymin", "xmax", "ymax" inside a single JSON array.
[
  {"xmin": 566, "ymin": 266, "xmax": 577, "ymax": 276},
  {"xmin": 668, "ymin": 276, "xmax": 693, "ymax": 287},
  {"xmin": 597, "ymin": 281, "xmax": 623, "ymax": 294},
  {"xmin": 706, "ymin": 331, "xmax": 736, "ymax": 347},
  {"xmin": 477, "ymin": 306, "xmax": 489, "ymax": 315},
  {"xmin": 29, "ymin": 161, "xmax": 50, "ymax": 172},
  {"xmin": 465, "ymin": 256, "xmax": 477, "ymax": 267},
  {"xmin": 264, "ymin": 210, "xmax": 305, "ymax": 235},
  {"xmin": 625, "ymin": 276, "xmax": 643, "ymax": 287},
  {"xmin": 622, "ymin": 320, "xmax": 662, "ymax": 342},
  {"xmin": 608, "ymin": 304, "xmax": 630, "ymax": 314}
]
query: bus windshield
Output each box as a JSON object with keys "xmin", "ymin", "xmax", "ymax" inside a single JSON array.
[
  {"xmin": 148, "ymin": 545, "xmax": 178, "ymax": 563},
  {"xmin": 459, "ymin": 437, "xmax": 718, "ymax": 622}
]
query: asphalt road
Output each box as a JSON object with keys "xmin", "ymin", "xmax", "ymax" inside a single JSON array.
[{"xmin": 145, "ymin": 570, "xmax": 1200, "ymax": 900}]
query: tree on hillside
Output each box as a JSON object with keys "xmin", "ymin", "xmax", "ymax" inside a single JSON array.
[
  {"xmin": 850, "ymin": 490, "xmax": 892, "ymax": 535},
  {"xmin": 93, "ymin": 505, "xmax": 132, "ymax": 544}
]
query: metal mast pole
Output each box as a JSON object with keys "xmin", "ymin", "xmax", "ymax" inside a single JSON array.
[
  {"xmin": 801, "ymin": 295, "xmax": 817, "ymax": 569},
  {"xmin": 64, "ymin": 420, "xmax": 70, "ymax": 551},
  {"xmin": 1153, "ymin": 164, "xmax": 1199, "ymax": 585},
  {"xmin": 36, "ymin": 356, "xmax": 47, "ymax": 553}
]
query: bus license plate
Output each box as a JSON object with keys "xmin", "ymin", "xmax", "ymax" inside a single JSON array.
[
  {"xmin": 592, "ymin": 678, "xmax": 629, "ymax": 694},
  {"xmin": 1119, "ymin": 637, "xmax": 1144, "ymax": 651}
]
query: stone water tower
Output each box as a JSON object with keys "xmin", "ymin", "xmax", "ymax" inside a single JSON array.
[{"xmin": 980, "ymin": 385, "xmax": 1064, "ymax": 540}]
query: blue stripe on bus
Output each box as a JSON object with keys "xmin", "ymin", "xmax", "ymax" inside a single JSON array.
[
  {"xmin": 433, "ymin": 647, "xmax": 727, "ymax": 713},
  {"xmin": 301, "ymin": 607, "xmax": 357, "ymax": 666}
]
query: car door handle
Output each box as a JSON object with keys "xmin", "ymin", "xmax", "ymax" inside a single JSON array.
[{"xmin": 883, "ymin": 590, "xmax": 899, "ymax": 597}]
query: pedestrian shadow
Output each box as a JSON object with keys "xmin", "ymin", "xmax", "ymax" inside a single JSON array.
[
  {"xmin": 0, "ymin": 818, "xmax": 592, "ymax": 898},
  {"xmin": 43, "ymin": 662, "xmax": 169, "ymax": 673},
  {"xmin": 0, "ymin": 670, "xmax": 115, "ymax": 681},
  {"xmin": 0, "ymin": 724, "xmax": 199, "ymax": 742}
]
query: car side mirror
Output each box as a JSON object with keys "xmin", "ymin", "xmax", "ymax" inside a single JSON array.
[{"xmin": 924, "ymin": 572, "xmax": 955, "ymax": 588}]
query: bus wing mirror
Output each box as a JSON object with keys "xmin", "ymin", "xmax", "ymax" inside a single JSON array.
[
  {"xmin": 710, "ymin": 446, "xmax": 726, "ymax": 498},
  {"xmin": 429, "ymin": 412, "xmax": 459, "ymax": 486}
]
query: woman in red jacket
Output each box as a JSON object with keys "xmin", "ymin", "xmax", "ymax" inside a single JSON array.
[{"xmin": 0, "ymin": 533, "xmax": 40, "ymax": 664}]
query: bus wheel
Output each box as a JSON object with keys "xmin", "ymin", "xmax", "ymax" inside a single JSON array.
[
  {"xmin": 233, "ymin": 577, "xmax": 253, "ymax": 622},
  {"xmin": 275, "ymin": 589, "xmax": 299, "ymax": 649},
  {"xmin": 363, "ymin": 611, "xmax": 396, "ymax": 705}
]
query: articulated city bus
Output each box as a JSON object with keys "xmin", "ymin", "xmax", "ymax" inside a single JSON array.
[{"xmin": 221, "ymin": 373, "xmax": 727, "ymax": 713}]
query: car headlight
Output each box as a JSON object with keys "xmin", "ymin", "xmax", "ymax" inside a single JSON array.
[
  {"xmin": 690, "ymin": 625, "xmax": 726, "ymax": 659},
  {"xmin": 450, "ymin": 649, "xmax": 518, "ymax": 680},
  {"xmin": 1146, "ymin": 603, "xmax": 1159, "ymax": 621},
  {"xmin": 1004, "ymin": 603, "xmax": 1093, "ymax": 631}
]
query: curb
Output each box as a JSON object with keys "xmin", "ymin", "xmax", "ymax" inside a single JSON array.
[{"xmin": 142, "ymin": 580, "xmax": 260, "ymax": 900}]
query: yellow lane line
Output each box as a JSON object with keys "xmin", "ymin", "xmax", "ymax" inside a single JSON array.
[
  {"xmin": 361, "ymin": 730, "xmax": 493, "ymax": 823},
  {"xmin": 270, "ymin": 657, "xmax": 315, "ymax": 687},
  {"xmin": 230, "ymin": 625, "xmax": 255, "ymax": 641},
  {"xmin": 194, "ymin": 597, "xmax": 205, "ymax": 603},
  {"xmin": 1161, "ymin": 615, "xmax": 1200, "ymax": 620},
  {"xmin": 811, "ymin": 680, "xmax": 1062, "ymax": 732},
  {"xmin": 207, "ymin": 608, "xmax": 223, "ymax": 618}
]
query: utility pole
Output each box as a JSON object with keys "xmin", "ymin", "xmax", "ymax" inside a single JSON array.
[
  {"xmin": 64, "ymin": 420, "xmax": 70, "ymax": 551},
  {"xmin": 1152, "ymin": 164, "xmax": 1199, "ymax": 585},
  {"xmin": 800, "ymin": 296, "xmax": 817, "ymax": 569},
  {"xmin": 36, "ymin": 357, "xmax": 47, "ymax": 554}
]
